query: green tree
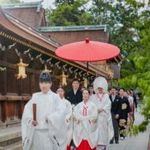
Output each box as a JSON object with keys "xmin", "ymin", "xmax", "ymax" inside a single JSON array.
[
  {"xmin": 47, "ymin": 0, "xmax": 94, "ymax": 26},
  {"xmin": 118, "ymin": 8, "xmax": 150, "ymax": 132},
  {"xmin": 89, "ymin": 0, "xmax": 150, "ymax": 132},
  {"xmin": 48, "ymin": 0, "xmax": 150, "ymax": 132},
  {"xmin": 92, "ymin": 0, "xmax": 142, "ymax": 51}
]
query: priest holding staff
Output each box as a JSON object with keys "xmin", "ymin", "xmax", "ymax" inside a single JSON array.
[{"xmin": 21, "ymin": 71, "xmax": 67, "ymax": 150}]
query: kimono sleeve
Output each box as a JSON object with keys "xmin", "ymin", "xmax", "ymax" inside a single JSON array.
[
  {"xmin": 126, "ymin": 98, "xmax": 132, "ymax": 113},
  {"xmin": 103, "ymin": 94, "xmax": 111, "ymax": 114},
  {"xmin": 21, "ymin": 94, "xmax": 36, "ymax": 150}
]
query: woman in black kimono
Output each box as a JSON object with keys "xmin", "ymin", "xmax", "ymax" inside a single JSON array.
[{"xmin": 118, "ymin": 88, "xmax": 131, "ymax": 139}]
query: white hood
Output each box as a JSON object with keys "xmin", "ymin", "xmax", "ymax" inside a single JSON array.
[{"xmin": 93, "ymin": 77, "xmax": 108, "ymax": 93}]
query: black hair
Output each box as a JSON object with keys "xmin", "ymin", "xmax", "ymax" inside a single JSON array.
[
  {"xmin": 88, "ymin": 85, "xmax": 93, "ymax": 88},
  {"xmin": 57, "ymin": 87, "xmax": 65, "ymax": 92},
  {"xmin": 119, "ymin": 88, "xmax": 125, "ymax": 91},
  {"xmin": 72, "ymin": 78, "xmax": 80, "ymax": 83},
  {"xmin": 82, "ymin": 88, "xmax": 90, "ymax": 94},
  {"xmin": 111, "ymin": 87, "xmax": 117, "ymax": 90}
]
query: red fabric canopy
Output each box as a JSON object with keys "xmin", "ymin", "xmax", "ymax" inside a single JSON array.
[{"xmin": 55, "ymin": 39, "xmax": 120, "ymax": 62}]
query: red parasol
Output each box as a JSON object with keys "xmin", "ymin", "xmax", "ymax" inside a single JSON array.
[
  {"xmin": 55, "ymin": 38, "xmax": 120, "ymax": 62},
  {"xmin": 55, "ymin": 38, "xmax": 120, "ymax": 85}
]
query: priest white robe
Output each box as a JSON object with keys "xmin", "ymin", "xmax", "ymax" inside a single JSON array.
[
  {"xmin": 90, "ymin": 94, "xmax": 114, "ymax": 146},
  {"xmin": 73, "ymin": 101, "xmax": 98, "ymax": 149},
  {"xmin": 21, "ymin": 90, "xmax": 67, "ymax": 150}
]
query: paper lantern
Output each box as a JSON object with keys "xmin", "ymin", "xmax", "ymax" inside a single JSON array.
[
  {"xmin": 16, "ymin": 58, "xmax": 28, "ymax": 79},
  {"xmin": 44, "ymin": 64, "xmax": 51, "ymax": 73},
  {"xmin": 60, "ymin": 71, "xmax": 68, "ymax": 86}
]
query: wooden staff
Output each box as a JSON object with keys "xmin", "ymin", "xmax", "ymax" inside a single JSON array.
[{"xmin": 33, "ymin": 103, "xmax": 37, "ymax": 124}]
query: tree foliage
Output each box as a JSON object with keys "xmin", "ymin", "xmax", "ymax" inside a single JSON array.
[
  {"xmin": 48, "ymin": 0, "xmax": 150, "ymax": 132},
  {"xmin": 48, "ymin": 0, "xmax": 94, "ymax": 26},
  {"xmin": 118, "ymin": 5, "xmax": 150, "ymax": 132}
]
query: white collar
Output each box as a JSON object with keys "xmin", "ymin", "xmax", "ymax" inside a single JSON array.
[
  {"xmin": 41, "ymin": 90, "xmax": 52, "ymax": 95},
  {"xmin": 73, "ymin": 89, "xmax": 78, "ymax": 94}
]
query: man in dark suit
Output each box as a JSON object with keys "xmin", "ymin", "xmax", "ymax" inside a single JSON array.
[
  {"xmin": 66, "ymin": 78, "xmax": 82, "ymax": 105},
  {"xmin": 109, "ymin": 87, "xmax": 121, "ymax": 144},
  {"xmin": 65, "ymin": 79, "xmax": 82, "ymax": 149}
]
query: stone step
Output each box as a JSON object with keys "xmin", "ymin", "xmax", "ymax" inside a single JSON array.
[
  {"xmin": 0, "ymin": 127, "xmax": 21, "ymax": 148},
  {"xmin": 0, "ymin": 141, "xmax": 22, "ymax": 150}
]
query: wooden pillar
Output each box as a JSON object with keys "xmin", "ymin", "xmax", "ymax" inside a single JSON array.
[
  {"xmin": 30, "ymin": 72, "xmax": 36, "ymax": 94},
  {"xmin": 1, "ymin": 100, "xmax": 6, "ymax": 123},
  {"xmin": 17, "ymin": 79, "xmax": 22, "ymax": 96},
  {"xmin": 1, "ymin": 68, "xmax": 7, "ymax": 95},
  {"xmin": 1, "ymin": 49, "xmax": 7, "ymax": 95},
  {"xmin": 0, "ymin": 51, "xmax": 7, "ymax": 124}
]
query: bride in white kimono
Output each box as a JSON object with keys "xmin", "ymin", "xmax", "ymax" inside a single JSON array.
[
  {"xmin": 21, "ymin": 71, "xmax": 67, "ymax": 150},
  {"xmin": 73, "ymin": 89, "xmax": 98, "ymax": 150},
  {"xmin": 90, "ymin": 77, "xmax": 114, "ymax": 150}
]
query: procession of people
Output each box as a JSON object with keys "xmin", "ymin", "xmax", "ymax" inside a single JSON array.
[{"xmin": 21, "ymin": 71, "xmax": 138, "ymax": 150}]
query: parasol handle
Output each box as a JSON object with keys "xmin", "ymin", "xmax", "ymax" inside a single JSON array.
[
  {"xmin": 85, "ymin": 38, "xmax": 90, "ymax": 43},
  {"xmin": 87, "ymin": 62, "xmax": 89, "ymax": 75}
]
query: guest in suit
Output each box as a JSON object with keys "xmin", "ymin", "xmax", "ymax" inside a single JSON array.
[
  {"xmin": 66, "ymin": 79, "xmax": 82, "ymax": 106},
  {"xmin": 109, "ymin": 87, "xmax": 121, "ymax": 144},
  {"xmin": 65, "ymin": 79, "xmax": 82, "ymax": 149}
]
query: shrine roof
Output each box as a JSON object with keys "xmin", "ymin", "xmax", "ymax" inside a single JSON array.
[
  {"xmin": 0, "ymin": 7, "xmax": 59, "ymax": 48},
  {"xmin": 1, "ymin": 1, "xmax": 46, "ymax": 28},
  {"xmin": 38, "ymin": 25, "xmax": 108, "ymax": 32},
  {"xmin": 0, "ymin": 8, "xmax": 108, "ymax": 76},
  {"xmin": 0, "ymin": 7, "xmax": 118, "ymax": 77},
  {"xmin": 0, "ymin": 1, "xmax": 42, "ymax": 9}
]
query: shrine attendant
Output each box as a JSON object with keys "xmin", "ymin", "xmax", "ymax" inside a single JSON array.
[
  {"xmin": 57, "ymin": 87, "xmax": 73, "ymax": 150},
  {"xmin": 21, "ymin": 71, "xmax": 67, "ymax": 150},
  {"xmin": 73, "ymin": 89, "xmax": 98, "ymax": 150},
  {"xmin": 90, "ymin": 77, "xmax": 114, "ymax": 150}
]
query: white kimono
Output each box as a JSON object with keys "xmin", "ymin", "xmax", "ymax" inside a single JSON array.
[
  {"xmin": 90, "ymin": 94, "xmax": 114, "ymax": 146},
  {"xmin": 73, "ymin": 101, "xmax": 98, "ymax": 149},
  {"xmin": 60, "ymin": 98, "xmax": 73, "ymax": 146},
  {"xmin": 21, "ymin": 90, "xmax": 67, "ymax": 150}
]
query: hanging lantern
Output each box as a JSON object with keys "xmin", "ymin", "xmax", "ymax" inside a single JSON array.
[
  {"xmin": 109, "ymin": 70, "xmax": 114, "ymax": 79},
  {"xmin": 60, "ymin": 71, "xmax": 68, "ymax": 86},
  {"xmin": 44, "ymin": 64, "xmax": 51, "ymax": 73},
  {"xmin": 0, "ymin": 67, "xmax": 6, "ymax": 72},
  {"xmin": 16, "ymin": 58, "xmax": 28, "ymax": 79},
  {"xmin": 83, "ymin": 78, "xmax": 88, "ymax": 88}
]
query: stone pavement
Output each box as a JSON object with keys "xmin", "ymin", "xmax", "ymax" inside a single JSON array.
[
  {"xmin": 0, "ymin": 126, "xmax": 21, "ymax": 150},
  {"xmin": 0, "ymin": 110, "xmax": 149, "ymax": 150},
  {"xmin": 108, "ymin": 111, "xmax": 149, "ymax": 150}
]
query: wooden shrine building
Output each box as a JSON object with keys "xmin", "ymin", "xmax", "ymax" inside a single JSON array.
[{"xmin": 0, "ymin": 1, "xmax": 121, "ymax": 128}]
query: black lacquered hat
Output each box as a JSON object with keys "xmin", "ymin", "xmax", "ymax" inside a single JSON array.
[{"xmin": 39, "ymin": 71, "xmax": 52, "ymax": 83}]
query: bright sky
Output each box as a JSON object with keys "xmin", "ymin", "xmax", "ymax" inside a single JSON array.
[
  {"xmin": 21, "ymin": 0, "xmax": 149, "ymax": 8},
  {"xmin": 21, "ymin": 0, "xmax": 55, "ymax": 8}
]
